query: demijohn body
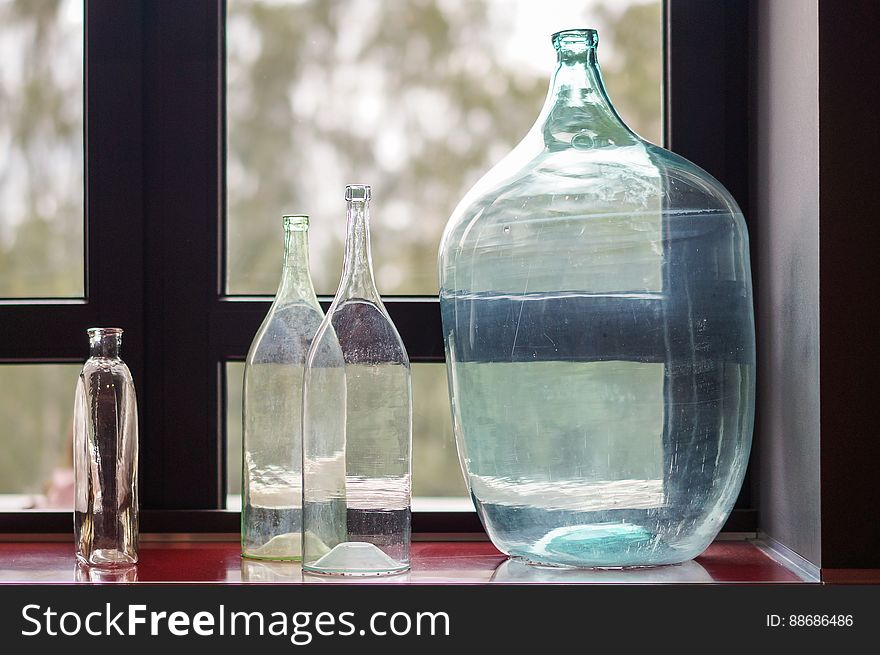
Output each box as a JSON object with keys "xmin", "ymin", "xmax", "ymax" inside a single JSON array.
[
  {"xmin": 438, "ymin": 29, "xmax": 755, "ymax": 567},
  {"xmin": 74, "ymin": 327, "xmax": 139, "ymax": 567},
  {"xmin": 302, "ymin": 185, "xmax": 412, "ymax": 576},
  {"xmin": 242, "ymin": 215, "xmax": 323, "ymax": 560}
]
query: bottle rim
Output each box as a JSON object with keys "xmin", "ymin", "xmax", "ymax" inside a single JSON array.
[
  {"xmin": 345, "ymin": 184, "xmax": 371, "ymax": 202},
  {"xmin": 551, "ymin": 28, "xmax": 598, "ymax": 50},
  {"xmin": 282, "ymin": 214, "xmax": 310, "ymax": 230},
  {"xmin": 87, "ymin": 327, "xmax": 124, "ymax": 336}
]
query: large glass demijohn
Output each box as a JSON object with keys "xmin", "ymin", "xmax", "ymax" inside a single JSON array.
[{"xmin": 438, "ymin": 29, "xmax": 755, "ymax": 567}]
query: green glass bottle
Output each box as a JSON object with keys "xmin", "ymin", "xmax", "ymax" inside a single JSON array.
[{"xmin": 242, "ymin": 215, "xmax": 323, "ymax": 560}]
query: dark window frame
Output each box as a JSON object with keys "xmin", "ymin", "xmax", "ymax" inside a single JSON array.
[{"xmin": 0, "ymin": 0, "xmax": 754, "ymax": 534}]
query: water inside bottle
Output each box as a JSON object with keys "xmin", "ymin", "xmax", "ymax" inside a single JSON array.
[{"xmin": 441, "ymin": 210, "xmax": 754, "ymax": 567}]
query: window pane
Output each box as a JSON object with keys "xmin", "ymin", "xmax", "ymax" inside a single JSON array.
[
  {"xmin": 411, "ymin": 363, "xmax": 467, "ymax": 500},
  {"xmin": 226, "ymin": 361, "xmax": 468, "ymax": 508},
  {"xmin": 0, "ymin": 364, "xmax": 81, "ymax": 509},
  {"xmin": 226, "ymin": 361, "xmax": 244, "ymax": 506},
  {"xmin": 225, "ymin": 0, "xmax": 662, "ymax": 296},
  {"xmin": 0, "ymin": 0, "xmax": 84, "ymax": 297}
]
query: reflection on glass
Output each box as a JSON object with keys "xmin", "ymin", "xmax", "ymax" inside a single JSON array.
[
  {"xmin": 490, "ymin": 558, "xmax": 713, "ymax": 583},
  {"xmin": 0, "ymin": 364, "xmax": 81, "ymax": 509},
  {"xmin": 227, "ymin": 362, "xmax": 468, "ymax": 507},
  {"xmin": 240, "ymin": 559, "xmax": 301, "ymax": 582},
  {"xmin": 225, "ymin": 0, "xmax": 661, "ymax": 295},
  {"xmin": 0, "ymin": 0, "xmax": 84, "ymax": 297},
  {"xmin": 75, "ymin": 562, "xmax": 138, "ymax": 583},
  {"xmin": 303, "ymin": 569, "xmax": 411, "ymax": 584}
]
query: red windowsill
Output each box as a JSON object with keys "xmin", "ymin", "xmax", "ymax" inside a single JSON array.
[{"xmin": 0, "ymin": 540, "xmax": 810, "ymax": 584}]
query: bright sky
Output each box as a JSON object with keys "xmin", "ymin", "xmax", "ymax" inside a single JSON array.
[{"xmin": 492, "ymin": 0, "xmax": 649, "ymax": 72}]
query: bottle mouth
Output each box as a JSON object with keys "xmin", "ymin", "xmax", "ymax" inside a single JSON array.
[
  {"xmin": 345, "ymin": 184, "xmax": 371, "ymax": 202},
  {"xmin": 87, "ymin": 327, "xmax": 123, "ymax": 337},
  {"xmin": 283, "ymin": 214, "xmax": 309, "ymax": 231},
  {"xmin": 551, "ymin": 28, "xmax": 598, "ymax": 51}
]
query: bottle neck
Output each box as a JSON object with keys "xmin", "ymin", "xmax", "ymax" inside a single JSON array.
[
  {"xmin": 89, "ymin": 332, "xmax": 122, "ymax": 359},
  {"xmin": 277, "ymin": 225, "xmax": 317, "ymax": 301},
  {"xmin": 338, "ymin": 199, "xmax": 379, "ymax": 300},
  {"xmin": 539, "ymin": 42, "xmax": 638, "ymax": 150}
]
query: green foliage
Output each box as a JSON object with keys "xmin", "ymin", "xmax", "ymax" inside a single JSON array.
[
  {"xmin": 596, "ymin": 1, "xmax": 663, "ymax": 143},
  {"xmin": 0, "ymin": 365, "xmax": 79, "ymax": 496},
  {"xmin": 0, "ymin": 0, "xmax": 83, "ymax": 503},
  {"xmin": 0, "ymin": 0, "xmax": 83, "ymax": 298}
]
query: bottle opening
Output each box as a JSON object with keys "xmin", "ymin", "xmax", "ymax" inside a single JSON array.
[
  {"xmin": 345, "ymin": 184, "xmax": 371, "ymax": 202},
  {"xmin": 283, "ymin": 214, "xmax": 309, "ymax": 231},
  {"xmin": 87, "ymin": 327, "xmax": 123, "ymax": 357},
  {"xmin": 87, "ymin": 327, "xmax": 123, "ymax": 337},
  {"xmin": 552, "ymin": 28, "xmax": 598, "ymax": 52}
]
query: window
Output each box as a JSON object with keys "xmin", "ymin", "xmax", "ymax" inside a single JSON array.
[
  {"xmin": 0, "ymin": 0, "xmax": 84, "ymax": 507},
  {"xmin": 0, "ymin": 365, "xmax": 81, "ymax": 509},
  {"xmin": 225, "ymin": 0, "xmax": 662, "ymax": 296},
  {"xmin": 0, "ymin": 0, "xmax": 752, "ymax": 533},
  {"xmin": 223, "ymin": 0, "xmax": 664, "ymax": 510},
  {"xmin": 0, "ymin": 0, "xmax": 84, "ymax": 298},
  {"xmin": 0, "ymin": 0, "xmax": 146, "ymax": 519}
]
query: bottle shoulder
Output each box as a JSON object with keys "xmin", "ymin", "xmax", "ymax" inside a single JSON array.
[
  {"xmin": 246, "ymin": 299, "xmax": 325, "ymax": 365},
  {"xmin": 308, "ymin": 297, "xmax": 409, "ymax": 368},
  {"xmin": 440, "ymin": 141, "xmax": 745, "ymax": 254}
]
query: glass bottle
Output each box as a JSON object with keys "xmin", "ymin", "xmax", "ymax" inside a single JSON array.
[
  {"xmin": 74, "ymin": 327, "xmax": 139, "ymax": 567},
  {"xmin": 438, "ymin": 29, "xmax": 755, "ymax": 567},
  {"xmin": 302, "ymin": 185, "xmax": 412, "ymax": 576},
  {"xmin": 242, "ymin": 214, "xmax": 323, "ymax": 560}
]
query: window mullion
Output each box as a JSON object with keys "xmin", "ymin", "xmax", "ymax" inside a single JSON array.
[{"xmin": 140, "ymin": 0, "xmax": 224, "ymax": 510}]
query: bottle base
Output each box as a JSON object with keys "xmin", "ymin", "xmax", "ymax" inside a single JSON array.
[
  {"xmin": 241, "ymin": 552, "xmax": 302, "ymax": 562},
  {"xmin": 302, "ymin": 566, "xmax": 411, "ymax": 578},
  {"xmin": 499, "ymin": 521, "xmax": 703, "ymax": 568},
  {"xmin": 303, "ymin": 541, "xmax": 410, "ymax": 577},
  {"xmin": 509, "ymin": 554, "xmax": 680, "ymax": 571},
  {"xmin": 77, "ymin": 549, "xmax": 138, "ymax": 568},
  {"xmin": 241, "ymin": 530, "xmax": 304, "ymax": 561}
]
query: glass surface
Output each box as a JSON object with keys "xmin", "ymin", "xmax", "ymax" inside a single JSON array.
[
  {"xmin": 0, "ymin": 0, "xmax": 84, "ymax": 297},
  {"xmin": 228, "ymin": 363, "xmax": 468, "ymax": 507},
  {"xmin": 242, "ymin": 216, "xmax": 323, "ymax": 561},
  {"xmin": 74, "ymin": 328, "xmax": 139, "ymax": 567},
  {"xmin": 439, "ymin": 30, "xmax": 755, "ymax": 567},
  {"xmin": 225, "ymin": 0, "xmax": 661, "ymax": 295},
  {"xmin": 302, "ymin": 186, "xmax": 412, "ymax": 576},
  {"xmin": 0, "ymin": 363, "xmax": 81, "ymax": 509}
]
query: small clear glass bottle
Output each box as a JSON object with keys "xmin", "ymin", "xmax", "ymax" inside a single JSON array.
[
  {"xmin": 242, "ymin": 215, "xmax": 323, "ymax": 560},
  {"xmin": 302, "ymin": 185, "xmax": 412, "ymax": 576},
  {"xmin": 74, "ymin": 327, "xmax": 139, "ymax": 567}
]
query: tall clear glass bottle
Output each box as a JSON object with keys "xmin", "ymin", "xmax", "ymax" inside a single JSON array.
[
  {"xmin": 302, "ymin": 185, "xmax": 412, "ymax": 576},
  {"xmin": 242, "ymin": 215, "xmax": 323, "ymax": 560},
  {"xmin": 74, "ymin": 328, "xmax": 139, "ymax": 567}
]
